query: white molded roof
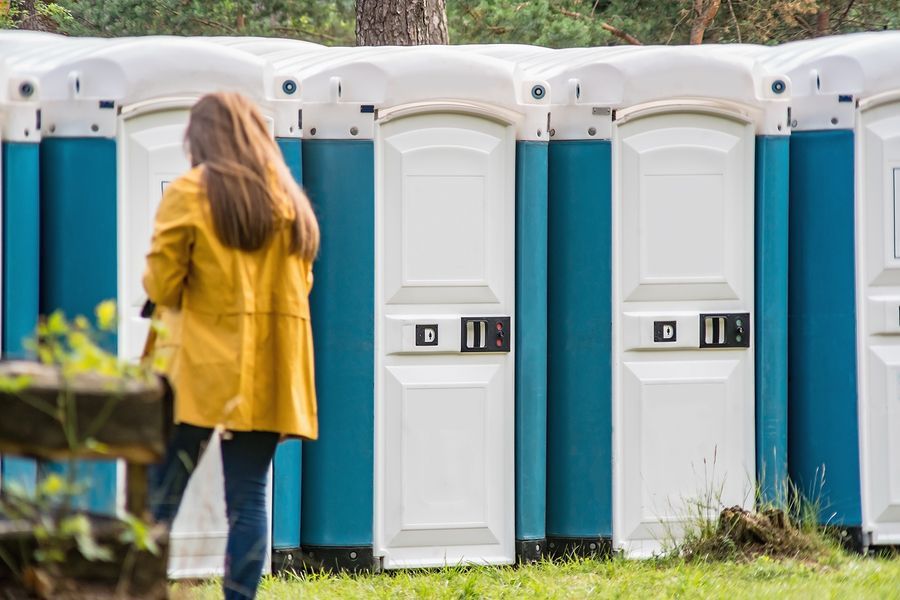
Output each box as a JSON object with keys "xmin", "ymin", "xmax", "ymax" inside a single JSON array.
[
  {"xmin": 0, "ymin": 33, "xmax": 302, "ymax": 137},
  {"xmin": 266, "ymin": 45, "xmax": 550, "ymax": 139},
  {"xmin": 272, "ymin": 45, "xmax": 536, "ymax": 108},
  {"xmin": 207, "ymin": 36, "xmax": 322, "ymax": 53},
  {"xmin": 1, "ymin": 35, "xmax": 269, "ymax": 105},
  {"xmin": 756, "ymin": 32, "xmax": 900, "ymax": 130},
  {"xmin": 456, "ymin": 43, "xmax": 790, "ymax": 136},
  {"xmin": 0, "ymin": 31, "xmax": 72, "ymax": 140},
  {"xmin": 1, "ymin": 32, "xmax": 75, "ymax": 100},
  {"xmin": 465, "ymin": 44, "xmax": 786, "ymax": 107},
  {"xmin": 5, "ymin": 33, "xmax": 815, "ymax": 139},
  {"xmin": 764, "ymin": 32, "xmax": 900, "ymax": 99},
  {"xmin": 205, "ymin": 36, "xmax": 325, "ymax": 76}
]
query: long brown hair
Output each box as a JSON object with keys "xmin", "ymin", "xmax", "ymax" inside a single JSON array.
[{"xmin": 185, "ymin": 92, "xmax": 319, "ymax": 261}]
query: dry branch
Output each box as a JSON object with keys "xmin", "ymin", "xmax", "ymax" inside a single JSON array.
[
  {"xmin": 726, "ymin": 0, "xmax": 741, "ymax": 43},
  {"xmin": 601, "ymin": 22, "xmax": 643, "ymax": 45},
  {"xmin": 835, "ymin": 0, "xmax": 857, "ymax": 30},
  {"xmin": 690, "ymin": 0, "xmax": 721, "ymax": 44},
  {"xmin": 557, "ymin": 7, "xmax": 643, "ymax": 45}
]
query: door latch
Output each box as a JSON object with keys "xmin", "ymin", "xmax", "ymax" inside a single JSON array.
[
  {"xmin": 699, "ymin": 313, "xmax": 750, "ymax": 348},
  {"xmin": 460, "ymin": 317, "xmax": 511, "ymax": 353}
]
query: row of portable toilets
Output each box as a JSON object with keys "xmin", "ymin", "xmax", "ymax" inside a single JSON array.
[{"xmin": 0, "ymin": 31, "xmax": 899, "ymax": 575}]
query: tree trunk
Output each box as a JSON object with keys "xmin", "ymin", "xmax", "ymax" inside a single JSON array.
[
  {"xmin": 814, "ymin": 7, "xmax": 830, "ymax": 37},
  {"xmin": 9, "ymin": 0, "xmax": 59, "ymax": 31},
  {"xmin": 689, "ymin": 0, "xmax": 721, "ymax": 44},
  {"xmin": 356, "ymin": 0, "xmax": 449, "ymax": 46}
]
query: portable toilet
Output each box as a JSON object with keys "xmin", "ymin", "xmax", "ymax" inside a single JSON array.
[
  {"xmin": 455, "ymin": 44, "xmax": 633, "ymax": 560},
  {"xmin": 513, "ymin": 45, "xmax": 791, "ymax": 557},
  {"xmin": 200, "ymin": 36, "xmax": 327, "ymax": 569},
  {"xmin": 0, "ymin": 31, "xmax": 56, "ymax": 497},
  {"xmin": 268, "ymin": 45, "xmax": 550, "ymax": 570},
  {"xmin": 765, "ymin": 32, "xmax": 900, "ymax": 551},
  {"xmin": 7, "ymin": 34, "xmax": 302, "ymax": 577},
  {"xmin": 0, "ymin": 34, "xmax": 144, "ymax": 518},
  {"xmin": 0, "ymin": 33, "xmax": 114, "ymax": 501},
  {"xmin": 199, "ymin": 44, "xmax": 404, "ymax": 572},
  {"xmin": 413, "ymin": 42, "xmax": 557, "ymax": 564}
]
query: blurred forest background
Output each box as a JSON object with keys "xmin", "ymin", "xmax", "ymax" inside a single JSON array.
[{"xmin": 1, "ymin": 0, "xmax": 898, "ymax": 46}]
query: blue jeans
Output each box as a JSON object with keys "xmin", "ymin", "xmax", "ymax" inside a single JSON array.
[{"xmin": 150, "ymin": 424, "xmax": 279, "ymax": 600}]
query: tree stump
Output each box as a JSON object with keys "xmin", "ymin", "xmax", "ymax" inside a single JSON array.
[
  {"xmin": 0, "ymin": 360, "xmax": 172, "ymax": 597},
  {"xmin": 0, "ymin": 517, "xmax": 169, "ymax": 599},
  {"xmin": 0, "ymin": 361, "xmax": 171, "ymax": 463}
]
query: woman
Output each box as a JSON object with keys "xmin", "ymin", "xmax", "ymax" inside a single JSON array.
[{"xmin": 143, "ymin": 92, "xmax": 319, "ymax": 599}]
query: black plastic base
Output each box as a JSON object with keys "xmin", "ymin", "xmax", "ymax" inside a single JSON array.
[
  {"xmin": 516, "ymin": 538, "xmax": 546, "ymax": 564},
  {"xmin": 546, "ymin": 536, "xmax": 612, "ymax": 560},
  {"xmin": 271, "ymin": 548, "xmax": 303, "ymax": 575},
  {"xmin": 297, "ymin": 545, "xmax": 377, "ymax": 573},
  {"xmin": 835, "ymin": 527, "xmax": 868, "ymax": 555}
]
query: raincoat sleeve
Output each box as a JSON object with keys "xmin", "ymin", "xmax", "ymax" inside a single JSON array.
[{"xmin": 142, "ymin": 180, "xmax": 196, "ymax": 308}]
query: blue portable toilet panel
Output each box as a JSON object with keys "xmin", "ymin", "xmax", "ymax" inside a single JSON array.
[
  {"xmin": 769, "ymin": 32, "xmax": 900, "ymax": 548},
  {"xmin": 0, "ymin": 48, "xmax": 43, "ymax": 495},
  {"xmin": 458, "ymin": 44, "xmax": 615, "ymax": 557},
  {"xmin": 271, "ymin": 46, "xmax": 550, "ymax": 569},
  {"xmin": 501, "ymin": 45, "xmax": 791, "ymax": 557},
  {"xmin": 1, "ymin": 33, "xmax": 317, "ymax": 577}
]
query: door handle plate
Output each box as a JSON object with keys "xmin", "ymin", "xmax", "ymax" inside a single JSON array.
[
  {"xmin": 699, "ymin": 313, "xmax": 750, "ymax": 348},
  {"xmin": 460, "ymin": 317, "xmax": 511, "ymax": 353}
]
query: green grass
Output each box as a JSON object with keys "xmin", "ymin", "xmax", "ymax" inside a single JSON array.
[
  {"xmin": 172, "ymin": 553, "xmax": 900, "ymax": 599},
  {"xmin": 173, "ymin": 479, "xmax": 884, "ymax": 599}
]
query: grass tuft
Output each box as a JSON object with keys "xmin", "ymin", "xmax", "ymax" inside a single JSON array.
[
  {"xmin": 677, "ymin": 504, "xmax": 832, "ymax": 563},
  {"xmin": 673, "ymin": 474, "xmax": 841, "ymax": 564}
]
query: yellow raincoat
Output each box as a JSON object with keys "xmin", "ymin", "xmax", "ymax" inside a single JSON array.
[{"xmin": 143, "ymin": 166, "xmax": 317, "ymax": 439}]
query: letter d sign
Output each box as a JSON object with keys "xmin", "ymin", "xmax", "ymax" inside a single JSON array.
[
  {"xmin": 415, "ymin": 324, "xmax": 439, "ymax": 346},
  {"xmin": 653, "ymin": 320, "xmax": 677, "ymax": 343}
]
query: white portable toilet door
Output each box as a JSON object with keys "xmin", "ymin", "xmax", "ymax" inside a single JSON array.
[
  {"xmin": 612, "ymin": 110, "xmax": 756, "ymax": 557},
  {"xmin": 857, "ymin": 98, "xmax": 900, "ymax": 546},
  {"xmin": 118, "ymin": 108, "xmax": 190, "ymax": 362},
  {"xmin": 118, "ymin": 107, "xmax": 272, "ymax": 577},
  {"xmin": 375, "ymin": 111, "xmax": 516, "ymax": 569}
]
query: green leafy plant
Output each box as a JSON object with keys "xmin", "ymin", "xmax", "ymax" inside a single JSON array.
[
  {"xmin": 0, "ymin": 0, "xmax": 72, "ymax": 31},
  {"xmin": 0, "ymin": 301, "xmax": 163, "ymax": 596}
]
